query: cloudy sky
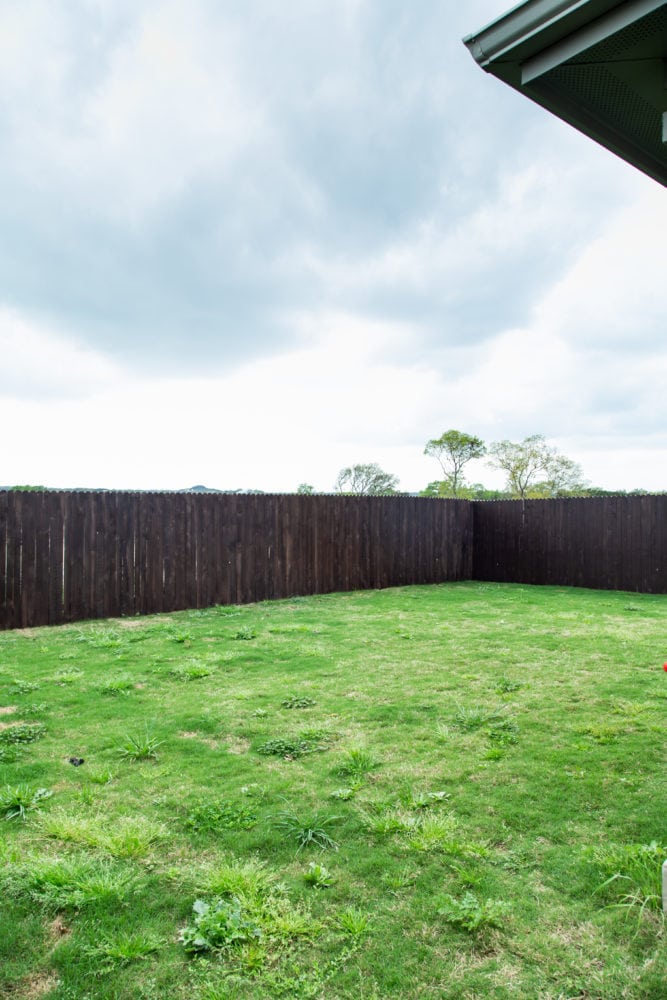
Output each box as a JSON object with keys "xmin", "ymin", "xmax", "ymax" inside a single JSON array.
[{"xmin": 1, "ymin": 0, "xmax": 665, "ymax": 493}]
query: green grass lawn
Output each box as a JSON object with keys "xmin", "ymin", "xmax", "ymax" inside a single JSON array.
[{"xmin": 0, "ymin": 581, "xmax": 665, "ymax": 999}]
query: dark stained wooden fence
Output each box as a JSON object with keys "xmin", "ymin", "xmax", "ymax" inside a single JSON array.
[
  {"xmin": 3, "ymin": 492, "xmax": 665, "ymax": 631},
  {"xmin": 0, "ymin": 491, "xmax": 472, "ymax": 630},
  {"xmin": 472, "ymin": 495, "xmax": 667, "ymax": 593}
]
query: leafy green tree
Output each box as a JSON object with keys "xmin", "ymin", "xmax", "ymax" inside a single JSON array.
[
  {"xmin": 420, "ymin": 480, "xmax": 511, "ymax": 500},
  {"xmin": 423, "ymin": 430, "xmax": 486, "ymax": 497},
  {"xmin": 334, "ymin": 464, "xmax": 399, "ymax": 496},
  {"xmin": 488, "ymin": 435, "xmax": 586, "ymax": 498},
  {"xmin": 296, "ymin": 483, "xmax": 315, "ymax": 495}
]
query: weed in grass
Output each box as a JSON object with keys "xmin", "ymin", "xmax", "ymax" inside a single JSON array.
[
  {"xmin": 169, "ymin": 662, "xmax": 212, "ymax": 681},
  {"xmin": 256, "ymin": 735, "xmax": 326, "ymax": 758},
  {"xmin": 75, "ymin": 627, "xmax": 123, "ymax": 648},
  {"xmin": 185, "ymin": 799, "xmax": 258, "ymax": 832},
  {"xmin": 454, "ymin": 704, "xmax": 505, "ymax": 731},
  {"xmin": 303, "ymin": 862, "xmax": 334, "ymax": 888},
  {"xmin": 233, "ymin": 627, "xmax": 257, "ymax": 641},
  {"xmin": 436, "ymin": 892, "xmax": 511, "ymax": 933},
  {"xmin": 487, "ymin": 720, "xmax": 519, "ymax": 742},
  {"xmin": 240, "ymin": 783, "xmax": 268, "ymax": 803},
  {"xmin": 329, "ymin": 785, "xmax": 361, "ymax": 801},
  {"xmin": 179, "ymin": 898, "xmax": 263, "ymax": 953},
  {"xmin": 399, "ymin": 788, "xmax": 451, "ymax": 809},
  {"xmin": 611, "ymin": 700, "xmax": 652, "ymax": 717},
  {"xmin": 99, "ymin": 675, "xmax": 135, "ymax": 696},
  {"xmin": 268, "ymin": 623, "xmax": 312, "ymax": 635},
  {"xmin": 604, "ymin": 886, "xmax": 666, "ymax": 930},
  {"xmin": 198, "ymin": 857, "xmax": 285, "ymax": 902},
  {"xmin": 0, "ymin": 722, "xmax": 46, "ymax": 744},
  {"xmin": 588, "ymin": 841, "xmax": 665, "ymax": 922},
  {"xmin": 0, "ymin": 784, "xmax": 52, "ymax": 820},
  {"xmin": 486, "ymin": 720, "xmax": 520, "ymax": 756},
  {"xmin": 72, "ymin": 787, "xmax": 94, "ymax": 806},
  {"xmin": 334, "ymin": 747, "xmax": 379, "ymax": 777},
  {"xmin": 0, "ymin": 745, "xmax": 21, "ymax": 763},
  {"xmin": 116, "ymin": 732, "xmax": 164, "ymax": 762},
  {"xmin": 336, "ymin": 907, "xmax": 370, "ymax": 936},
  {"xmin": 51, "ymin": 670, "xmax": 84, "ymax": 686},
  {"xmin": 6, "ymin": 854, "xmax": 144, "ymax": 911},
  {"xmin": 404, "ymin": 814, "xmax": 490, "ymax": 859},
  {"xmin": 358, "ymin": 806, "xmax": 418, "ymax": 836},
  {"xmin": 87, "ymin": 768, "xmax": 115, "ymax": 785},
  {"xmin": 435, "ymin": 722, "xmax": 452, "ymax": 741},
  {"xmin": 381, "ymin": 867, "xmax": 418, "ymax": 893},
  {"xmin": 299, "ymin": 727, "xmax": 337, "ymax": 745},
  {"xmin": 85, "ymin": 931, "xmax": 161, "ymax": 969},
  {"xmin": 40, "ymin": 810, "xmax": 166, "ymax": 858},
  {"xmin": 262, "ymin": 898, "xmax": 323, "ymax": 942},
  {"xmin": 577, "ymin": 723, "xmax": 625, "ymax": 744},
  {"xmin": 407, "ymin": 813, "xmax": 460, "ymax": 852},
  {"xmin": 10, "ymin": 679, "xmax": 40, "ymax": 694},
  {"xmin": 448, "ymin": 862, "xmax": 484, "ymax": 888},
  {"xmin": 259, "ymin": 945, "xmax": 358, "ymax": 999},
  {"xmin": 20, "ymin": 702, "xmax": 48, "ymax": 716},
  {"xmin": 271, "ymin": 809, "xmax": 340, "ymax": 851},
  {"xmin": 281, "ymin": 695, "xmax": 316, "ymax": 709},
  {"xmin": 168, "ymin": 629, "xmax": 193, "ymax": 644},
  {"xmin": 495, "ymin": 676, "xmax": 523, "ymax": 694}
]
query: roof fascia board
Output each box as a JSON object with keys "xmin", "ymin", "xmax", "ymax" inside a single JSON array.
[
  {"xmin": 522, "ymin": 0, "xmax": 666, "ymax": 81},
  {"xmin": 463, "ymin": 0, "xmax": 614, "ymax": 67}
]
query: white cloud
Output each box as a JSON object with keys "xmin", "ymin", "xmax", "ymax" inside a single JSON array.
[
  {"xmin": 536, "ymin": 185, "xmax": 667, "ymax": 353},
  {"xmin": 0, "ymin": 306, "xmax": 121, "ymax": 398},
  {"xmin": 0, "ymin": 2, "xmax": 268, "ymax": 218},
  {"xmin": 0, "ymin": 0, "xmax": 665, "ymax": 495}
]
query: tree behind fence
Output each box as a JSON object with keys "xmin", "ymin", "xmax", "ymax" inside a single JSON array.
[{"xmin": 0, "ymin": 491, "xmax": 472, "ymax": 630}]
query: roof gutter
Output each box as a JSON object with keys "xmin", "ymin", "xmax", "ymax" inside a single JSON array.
[{"xmin": 463, "ymin": 0, "xmax": 624, "ymax": 68}]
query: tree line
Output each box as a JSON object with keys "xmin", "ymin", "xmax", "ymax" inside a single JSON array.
[{"xmin": 306, "ymin": 430, "xmax": 657, "ymax": 499}]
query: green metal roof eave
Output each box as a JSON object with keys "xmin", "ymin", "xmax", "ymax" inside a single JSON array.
[
  {"xmin": 463, "ymin": 0, "xmax": 667, "ymax": 187},
  {"xmin": 462, "ymin": 0, "xmax": 621, "ymax": 70}
]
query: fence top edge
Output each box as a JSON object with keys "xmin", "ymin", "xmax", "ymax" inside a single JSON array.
[
  {"xmin": 1, "ymin": 489, "xmax": 664, "ymax": 503},
  {"xmin": 471, "ymin": 494, "xmax": 666, "ymax": 503},
  {"xmin": 0, "ymin": 489, "xmax": 468, "ymax": 501}
]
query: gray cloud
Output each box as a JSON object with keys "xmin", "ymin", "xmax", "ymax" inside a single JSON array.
[{"xmin": 1, "ymin": 0, "xmax": 638, "ymax": 375}]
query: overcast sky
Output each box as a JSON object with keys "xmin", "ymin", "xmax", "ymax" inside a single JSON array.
[{"xmin": 2, "ymin": 0, "xmax": 665, "ymax": 493}]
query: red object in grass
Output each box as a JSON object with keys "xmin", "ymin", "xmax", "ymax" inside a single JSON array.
[{"xmin": 664, "ymin": 663, "xmax": 667, "ymax": 671}]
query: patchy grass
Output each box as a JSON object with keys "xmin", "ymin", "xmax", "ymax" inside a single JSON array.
[{"xmin": 0, "ymin": 581, "xmax": 665, "ymax": 998}]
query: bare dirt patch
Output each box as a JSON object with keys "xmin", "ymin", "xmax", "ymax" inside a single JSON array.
[
  {"xmin": 46, "ymin": 917, "xmax": 71, "ymax": 946},
  {"xmin": 0, "ymin": 706, "xmax": 17, "ymax": 715},
  {"xmin": 178, "ymin": 731, "xmax": 199, "ymax": 739},
  {"xmin": 119, "ymin": 617, "xmax": 173, "ymax": 629},
  {"xmin": 224, "ymin": 736, "xmax": 250, "ymax": 754},
  {"xmin": 17, "ymin": 972, "xmax": 60, "ymax": 998}
]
